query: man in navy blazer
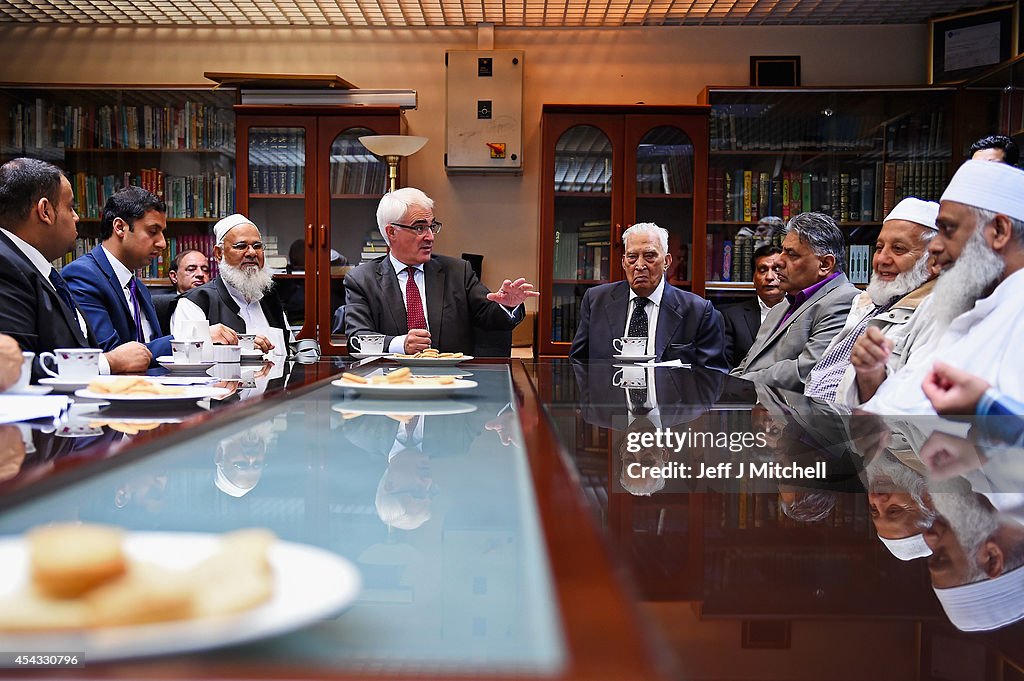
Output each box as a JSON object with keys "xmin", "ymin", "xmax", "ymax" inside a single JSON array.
[
  {"xmin": 570, "ymin": 223, "xmax": 728, "ymax": 372},
  {"xmin": 62, "ymin": 186, "xmax": 172, "ymax": 363}
]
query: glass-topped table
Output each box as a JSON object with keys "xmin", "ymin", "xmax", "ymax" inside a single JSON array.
[{"xmin": 1, "ymin": 357, "xmax": 1022, "ymax": 680}]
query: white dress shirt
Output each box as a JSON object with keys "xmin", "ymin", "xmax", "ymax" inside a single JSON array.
[
  {"xmin": 102, "ymin": 246, "xmax": 153, "ymax": 343},
  {"xmin": 172, "ymin": 283, "xmax": 288, "ymax": 359},
  {"xmin": 624, "ymin": 277, "xmax": 666, "ymax": 356},
  {"xmin": 0, "ymin": 228, "xmax": 111, "ymax": 374},
  {"xmin": 864, "ymin": 268, "xmax": 1024, "ymax": 415},
  {"xmin": 757, "ymin": 295, "xmax": 775, "ymax": 325}
]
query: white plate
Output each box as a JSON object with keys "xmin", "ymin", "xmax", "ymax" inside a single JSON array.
[
  {"xmin": 2, "ymin": 384, "xmax": 53, "ymax": 396},
  {"xmin": 332, "ymin": 399, "xmax": 478, "ymax": 417},
  {"xmin": 156, "ymin": 356, "xmax": 217, "ymax": 373},
  {"xmin": 349, "ymin": 352, "xmax": 395, "ymax": 360},
  {"xmin": 331, "ymin": 378, "xmax": 478, "ymax": 399},
  {"xmin": 74, "ymin": 386, "xmax": 229, "ymax": 404},
  {"xmin": 612, "ymin": 354, "xmax": 657, "ymax": 362},
  {"xmin": 391, "ymin": 354, "xmax": 474, "ymax": 367},
  {"xmin": 0, "ymin": 532, "xmax": 361, "ymax": 662},
  {"xmin": 38, "ymin": 377, "xmax": 92, "ymax": 393}
]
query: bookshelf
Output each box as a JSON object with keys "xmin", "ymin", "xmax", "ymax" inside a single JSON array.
[
  {"xmin": 234, "ymin": 105, "xmax": 402, "ymax": 354},
  {"xmin": 538, "ymin": 104, "xmax": 710, "ymax": 357},
  {"xmin": 698, "ymin": 86, "xmax": 957, "ymax": 301},
  {"xmin": 960, "ymin": 52, "xmax": 1024, "ymax": 156},
  {"xmin": 0, "ymin": 85, "xmax": 236, "ymax": 285}
]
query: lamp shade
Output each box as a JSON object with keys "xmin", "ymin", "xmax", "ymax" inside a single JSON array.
[{"xmin": 359, "ymin": 135, "xmax": 428, "ymax": 157}]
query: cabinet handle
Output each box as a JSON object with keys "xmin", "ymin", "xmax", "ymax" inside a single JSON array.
[
  {"xmin": 319, "ymin": 224, "xmax": 327, "ymax": 249},
  {"xmin": 305, "ymin": 224, "xmax": 313, "ymax": 250}
]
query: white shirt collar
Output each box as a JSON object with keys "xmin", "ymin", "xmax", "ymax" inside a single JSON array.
[
  {"xmin": 0, "ymin": 227, "xmax": 55, "ymax": 280},
  {"xmin": 628, "ymin": 276, "xmax": 666, "ymax": 308},
  {"xmin": 101, "ymin": 245, "xmax": 134, "ymax": 289},
  {"xmin": 389, "ymin": 253, "xmax": 424, "ymax": 276}
]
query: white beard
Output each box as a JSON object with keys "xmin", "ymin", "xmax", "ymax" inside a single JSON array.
[
  {"xmin": 930, "ymin": 489, "xmax": 1000, "ymax": 584},
  {"xmin": 931, "ymin": 227, "xmax": 1005, "ymax": 327},
  {"xmin": 219, "ymin": 261, "xmax": 274, "ymax": 303},
  {"xmin": 865, "ymin": 254, "xmax": 932, "ymax": 306}
]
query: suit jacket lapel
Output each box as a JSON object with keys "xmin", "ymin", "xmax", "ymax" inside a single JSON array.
[
  {"xmin": 377, "ymin": 259, "xmax": 404, "ymax": 331},
  {"xmin": 91, "ymin": 246, "xmax": 133, "ymax": 319},
  {"xmin": 424, "ymin": 258, "xmax": 445, "ymax": 339},
  {"xmin": 743, "ymin": 299, "xmax": 761, "ymax": 338},
  {"xmin": 655, "ymin": 286, "xmax": 683, "ymax": 359},
  {"xmin": 755, "ymin": 276, "xmax": 842, "ymax": 352},
  {"xmin": 604, "ymin": 283, "xmax": 629, "ymax": 346}
]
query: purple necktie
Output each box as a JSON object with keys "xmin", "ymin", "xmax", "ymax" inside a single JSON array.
[{"xmin": 127, "ymin": 278, "xmax": 145, "ymax": 343}]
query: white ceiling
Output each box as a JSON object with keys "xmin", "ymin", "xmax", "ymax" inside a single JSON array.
[{"xmin": 0, "ymin": 0, "xmax": 995, "ymax": 27}]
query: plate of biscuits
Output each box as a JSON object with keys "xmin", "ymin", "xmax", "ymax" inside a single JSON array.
[
  {"xmin": 0, "ymin": 523, "xmax": 361, "ymax": 661},
  {"xmin": 332, "ymin": 367, "xmax": 477, "ymax": 399},
  {"xmin": 74, "ymin": 377, "xmax": 229, "ymax": 404},
  {"xmin": 390, "ymin": 349, "xmax": 474, "ymax": 367}
]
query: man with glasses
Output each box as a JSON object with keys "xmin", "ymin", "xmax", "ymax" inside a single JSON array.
[
  {"xmin": 570, "ymin": 222, "xmax": 728, "ymax": 370},
  {"xmin": 345, "ymin": 187, "xmax": 538, "ymax": 356},
  {"xmin": 171, "ymin": 213, "xmax": 288, "ymax": 357}
]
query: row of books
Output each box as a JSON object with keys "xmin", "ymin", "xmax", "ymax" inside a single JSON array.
[
  {"xmin": 550, "ymin": 292, "xmax": 584, "ymax": 343},
  {"xmin": 51, "ymin": 233, "xmax": 222, "ymax": 281},
  {"xmin": 554, "ymin": 154, "xmax": 611, "ymax": 193},
  {"xmin": 707, "ymin": 233, "xmax": 872, "ymax": 284},
  {"xmin": 705, "ymin": 491, "xmax": 872, "ymax": 531},
  {"xmin": 70, "ymin": 171, "xmax": 235, "ymax": 220},
  {"xmin": 708, "ymin": 161, "xmax": 948, "ymax": 224},
  {"xmin": 358, "ymin": 229, "xmax": 389, "ymax": 264},
  {"xmin": 709, "ymin": 107, "xmax": 947, "ymax": 155},
  {"xmin": 329, "ymin": 160, "xmax": 388, "ymax": 196},
  {"xmin": 636, "ymin": 154, "xmax": 694, "ymax": 194},
  {"xmin": 553, "ymin": 220, "xmax": 613, "ymax": 280},
  {"xmin": 7, "ymin": 98, "xmax": 234, "ymax": 151},
  {"xmin": 248, "ymin": 131, "xmax": 306, "ymax": 195}
]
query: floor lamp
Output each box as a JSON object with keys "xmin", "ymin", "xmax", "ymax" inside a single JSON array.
[{"xmin": 359, "ymin": 135, "xmax": 428, "ymax": 193}]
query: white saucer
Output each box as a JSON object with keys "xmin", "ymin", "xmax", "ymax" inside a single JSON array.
[
  {"xmin": 2, "ymin": 384, "xmax": 53, "ymax": 396},
  {"xmin": 156, "ymin": 356, "xmax": 217, "ymax": 373},
  {"xmin": 38, "ymin": 377, "xmax": 90, "ymax": 393},
  {"xmin": 350, "ymin": 352, "xmax": 394, "ymax": 360},
  {"xmin": 612, "ymin": 354, "xmax": 657, "ymax": 362}
]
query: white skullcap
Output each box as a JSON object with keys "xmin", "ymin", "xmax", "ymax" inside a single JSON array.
[
  {"xmin": 941, "ymin": 159, "xmax": 1024, "ymax": 222},
  {"xmin": 879, "ymin": 533, "xmax": 932, "ymax": 561},
  {"xmin": 213, "ymin": 214, "xmax": 258, "ymax": 245},
  {"xmin": 215, "ymin": 465, "xmax": 255, "ymax": 498},
  {"xmin": 884, "ymin": 197, "xmax": 939, "ymax": 231},
  {"xmin": 933, "ymin": 565, "xmax": 1024, "ymax": 632}
]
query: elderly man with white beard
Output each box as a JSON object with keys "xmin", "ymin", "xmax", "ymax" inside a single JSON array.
[
  {"xmin": 925, "ymin": 480, "xmax": 1024, "ymax": 631},
  {"xmin": 863, "ymin": 448, "xmax": 937, "ymax": 561},
  {"xmin": 859, "ymin": 160, "xmax": 1024, "ymax": 415},
  {"xmin": 170, "ymin": 214, "xmax": 289, "ymax": 359},
  {"xmin": 803, "ymin": 198, "xmax": 941, "ymax": 405}
]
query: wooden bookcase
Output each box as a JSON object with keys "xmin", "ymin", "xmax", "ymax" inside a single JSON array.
[
  {"xmin": 538, "ymin": 104, "xmax": 710, "ymax": 357},
  {"xmin": 233, "ymin": 105, "xmax": 402, "ymax": 354},
  {"xmin": 697, "ymin": 86, "xmax": 958, "ymax": 302},
  {"xmin": 0, "ymin": 85, "xmax": 237, "ymax": 289}
]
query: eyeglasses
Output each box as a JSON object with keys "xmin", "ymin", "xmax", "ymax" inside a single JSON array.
[
  {"xmin": 229, "ymin": 241, "xmax": 264, "ymax": 252},
  {"xmin": 391, "ymin": 220, "xmax": 442, "ymax": 236}
]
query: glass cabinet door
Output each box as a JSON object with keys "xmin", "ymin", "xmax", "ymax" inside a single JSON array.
[
  {"xmin": 631, "ymin": 125, "xmax": 696, "ymax": 290},
  {"xmin": 550, "ymin": 123, "xmax": 615, "ymax": 346},
  {"xmin": 319, "ymin": 126, "xmax": 389, "ymax": 353},
  {"xmin": 240, "ymin": 120, "xmax": 315, "ymax": 340}
]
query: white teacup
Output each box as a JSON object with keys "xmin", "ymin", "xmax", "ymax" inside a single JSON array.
[
  {"xmin": 613, "ymin": 365, "xmax": 647, "ymax": 388},
  {"xmin": 612, "ymin": 336, "xmax": 647, "ymax": 357},
  {"xmin": 39, "ymin": 348, "xmax": 101, "ymax": 380},
  {"xmin": 210, "ymin": 362, "xmax": 242, "ymax": 380},
  {"xmin": 171, "ymin": 339, "xmax": 205, "ymax": 364},
  {"xmin": 212, "ymin": 345, "xmax": 242, "ymax": 364},
  {"xmin": 8, "ymin": 351, "xmax": 34, "ymax": 392},
  {"xmin": 237, "ymin": 334, "xmax": 257, "ymax": 352},
  {"xmin": 349, "ymin": 334, "xmax": 386, "ymax": 355},
  {"xmin": 180, "ymin": 319, "xmax": 212, "ymax": 342}
]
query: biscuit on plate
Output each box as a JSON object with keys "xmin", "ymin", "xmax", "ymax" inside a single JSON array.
[{"xmin": 28, "ymin": 524, "xmax": 126, "ymax": 599}]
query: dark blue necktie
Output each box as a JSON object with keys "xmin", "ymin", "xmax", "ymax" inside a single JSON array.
[
  {"xmin": 127, "ymin": 277, "xmax": 145, "ymax": 343},
  {"xmin": 48, "ymin": 268, "xmax": 77, "ymax": 313}
]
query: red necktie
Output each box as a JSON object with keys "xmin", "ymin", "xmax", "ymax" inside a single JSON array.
[{"xmin": 405, "ymin": 266, "xmax": 427, "ymax": 331}]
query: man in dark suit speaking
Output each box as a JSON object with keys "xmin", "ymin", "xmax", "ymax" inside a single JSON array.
[
  {"xmin": 570, "ymin": 222, "xmax": 728, "ymax": 372},
  {"xmin": 344, "ymin": 187, "xmax": 538, "ymax": 355},
  {"xmin": 719, "ymin": 244, "xmax": 784, "ymax": 368}
]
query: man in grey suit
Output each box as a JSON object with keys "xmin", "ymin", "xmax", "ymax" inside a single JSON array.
[
  {"xmin": 731, "ymin": 212, "xmax": 859, "ymax": 392},
  {"xmin": 344, "ymin": 187, "xmax": 538, "ymax": 355}
]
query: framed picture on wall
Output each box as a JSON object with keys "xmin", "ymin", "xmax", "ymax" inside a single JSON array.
[{"xmin": 929, "ymin": 3, "xmax": 1017, "ymax": 83}]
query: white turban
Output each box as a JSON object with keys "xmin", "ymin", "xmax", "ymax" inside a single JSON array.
[
  {"xmin": 933, "ymin": 565, "xmax": 1024, "ymax": 631},
  {"xmin": 884, "ymin": 197, "xmax": 939, "ymax": 231},
  {"xmin": 941, "ymin": 159, "xmax": 1024, "ymax": 222},
  {"xmin": 213, "ymin": 214, "xmax": 258, "ymax": 245}
]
